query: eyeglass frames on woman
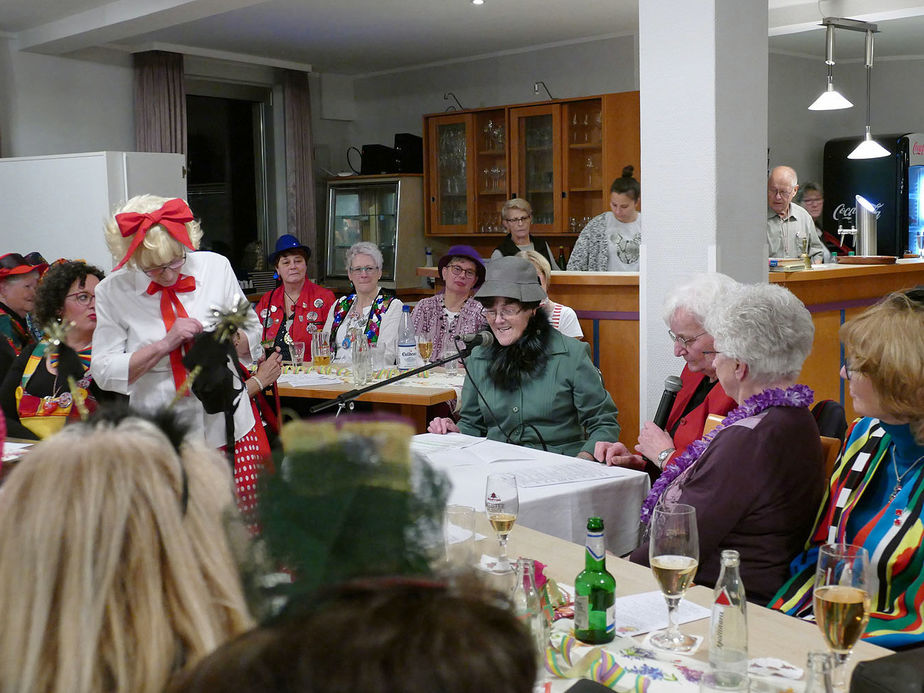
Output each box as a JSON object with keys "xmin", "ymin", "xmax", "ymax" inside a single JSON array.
[
  {"xmin": 701, "ymin": 350, "xmax": 722, "ymax": 358},
  {"xmin": 65, "ymin": 291, "xmax": 95, "ymax": 306},
  {"xmin": 668, "ymin": 329, "xmax": 706, "ymax": 347},
  {"xmin": 483, "ymin": 306, "xmax": 523, "ymax": 320},
  {"xmin": 503, "ymin": 215, "xmax": 531, "ymax": 224},
  {"xmin": 447, "ymin": 264, "xmax": 477, "ymax": 279},
  {"xmin": 349, "ymin": 265, "xmax": 377, "ymax": 275},
  {"xmin": 141, "ymin": 254, "xmax": 186, "ymax": 278}
]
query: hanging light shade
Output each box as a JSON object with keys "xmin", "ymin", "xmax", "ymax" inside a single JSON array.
[
  {"xmin": 808, "ymin": 24, "xmax": 853, "ymax": 111},
  {"xmin": 848, "ymin": 28, "xmax": 889, "ymax": 160}
]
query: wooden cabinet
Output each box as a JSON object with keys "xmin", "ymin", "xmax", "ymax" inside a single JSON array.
[{"xmin": 423, "ymin": 91, "xmax": 639, "ymax": 240}]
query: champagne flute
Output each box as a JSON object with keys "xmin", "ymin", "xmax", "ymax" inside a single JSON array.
[
  {"xmin": 485, "ymin": 472, "xmax": 518, "ymax": 574},
  {"xmin": 649, "ymin": 503, "xmax": 699, "ymax": 652},
  {"xmin": 416, "ymin": 332, "xmax": 434, "ymax": 364},
  {"xmin": 813, "ymin": 543, "xmax": 872, "ymax": 691}
]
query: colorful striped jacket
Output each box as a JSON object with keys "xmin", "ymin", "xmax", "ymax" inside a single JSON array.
[{"xmin": 770, "ymin": 418, "xmax": 924, "ymax": 649}]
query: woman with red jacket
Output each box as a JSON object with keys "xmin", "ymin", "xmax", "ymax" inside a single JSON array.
[
  {"xmin": 595, "ymin": 273, "xmax": 737, "ymax": 477},
  {"xmin": 254, "ymin": 235, "xmax": 334, "ymax": 362}
]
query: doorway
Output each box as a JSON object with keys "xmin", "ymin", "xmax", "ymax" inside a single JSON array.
[{"xmin": 185, "ymin": 81, "xmax": 274, "ymax": 276}]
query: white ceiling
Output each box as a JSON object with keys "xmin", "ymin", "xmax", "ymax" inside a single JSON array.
[{"xmin": 1, "ymin": 0, "xmax": 924, "ymax": 75}]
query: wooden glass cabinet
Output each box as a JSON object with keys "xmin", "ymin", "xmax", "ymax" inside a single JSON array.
[{"xmin": 423, "ymin": 91, "xmax": 639, "ymax": 240}]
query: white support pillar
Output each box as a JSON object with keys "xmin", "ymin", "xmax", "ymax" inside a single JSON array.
[{"xmin": 638, "ymin": 0, "xmax": 768, "ymax": 423}]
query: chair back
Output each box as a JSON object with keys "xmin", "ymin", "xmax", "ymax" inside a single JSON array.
[
  {"xmin": 703, "ymin": 413, "xmax": 724, "ymax": 435},
  {"xmin": 820, "ymin": 435, "xmax": 841, "ymax": 479}
]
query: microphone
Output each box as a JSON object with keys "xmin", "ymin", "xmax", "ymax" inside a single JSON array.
[
  {"xmin": 459, "ymin": 331, "xmax": 494, "ymax": 348},
  {"xmin": 652, "ymin": 375, "xmax": 683, "ymax": 430}
]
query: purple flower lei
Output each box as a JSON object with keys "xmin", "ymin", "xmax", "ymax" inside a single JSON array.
[{"xmin": 639, "ymin": 384, "xmax": 814, "ymax": 524}]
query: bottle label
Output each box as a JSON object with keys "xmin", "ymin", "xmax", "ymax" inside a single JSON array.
[
  {"xmin": 574, "ymin": 595, "xmax": 589, "ymax": 629},
  {"xmin": 397, "ymin": 344, "xmax": 417, "ymax": 370},
  {"xmin": 585, "ymin": 530, "xmax": 605, "ymax": 562},
  {"xmin": 605, "ymin": 603, "xmax": 616, "ymax": 632}
]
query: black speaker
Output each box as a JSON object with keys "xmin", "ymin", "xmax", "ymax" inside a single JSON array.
[
  {"xmin": 360, "ymin": 144, "xmax": 399, "ymax": 175},
  {"xmin": 394, "ymin": 133, "xmax": 423, "ymax": 173}
]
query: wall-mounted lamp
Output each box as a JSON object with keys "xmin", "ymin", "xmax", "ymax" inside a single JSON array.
[
  {"xmin": 443, "ymin": 92, "xmax": 465, "ymax": 112},
  {"xmin": 807, "ymin": 22, "xmax": 852, "ymax": 110},
  {"xmin": 533, "ymin": 80, "xmax": 554, "ymax": 100}
]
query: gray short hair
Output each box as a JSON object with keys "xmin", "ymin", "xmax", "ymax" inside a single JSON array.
[
  {"xmin": 502, "ymin": 198, "xmax": 532, "ymax": 218},
  {"xmin": 345, "ymin": 241, "xmax": 383, "ymax": 270},
  {"xmin": 661, "ymin": 272, "xmax": 738, "ymax": 325},
  {"xmin": 705, "ymin": 283, "xmax": 815, "ymax": 384}
]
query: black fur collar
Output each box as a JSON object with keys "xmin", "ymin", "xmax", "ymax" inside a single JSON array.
[{"xmin": 485, "ymin": 308, "xmax": 552, "ymax": 390}]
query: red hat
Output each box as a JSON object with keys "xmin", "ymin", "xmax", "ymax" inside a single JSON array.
[{"xmin": 0, "ymin": 252, "xmax": 48, "ymax": 280}]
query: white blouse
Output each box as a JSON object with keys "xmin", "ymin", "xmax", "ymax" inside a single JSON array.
[{"xmin": 91, "ymin": 251, "xmax": 262, "ymax": 448}]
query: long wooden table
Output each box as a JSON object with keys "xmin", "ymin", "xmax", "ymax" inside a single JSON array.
[
  {"xmin": 498, "ymin": 521, "xmax": 890, "ymax": 687},
  {"xmin": 277, "ymin": 376, "xmax": 457, "ymax": 432}
]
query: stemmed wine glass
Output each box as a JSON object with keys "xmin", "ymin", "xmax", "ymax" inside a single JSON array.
[
  {"xmin": 485, "ymin": 473, "xmax": 518, "ymax": 574},
  {"xmin": 648, "ymin": 503, "xmax": 699, "ymax": 652},
  {"xmin": 813, "ymin": 543, "xmax": 872, "ymax": 691}
]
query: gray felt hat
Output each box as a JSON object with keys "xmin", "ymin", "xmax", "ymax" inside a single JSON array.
[{"xmin": 474, "ymin": 256, "xmax": 547, "ymax": 303}]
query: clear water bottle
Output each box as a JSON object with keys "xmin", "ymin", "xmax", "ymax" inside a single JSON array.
[
  {"xmin": 511, "ymin": 557, "xmax": 550, "ymax": 668},
  {"xmin": 708, "ymin": 549, "xmax": 748, "ymax": 685},
  {"xmin": 397, "ymin": 305, "xmax": 417, "ymax": 371}
]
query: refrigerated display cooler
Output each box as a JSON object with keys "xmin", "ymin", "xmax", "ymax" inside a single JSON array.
[
  {"xmin": 823, "ymin": 132, "xmax": 924, "ymax": 257},
  {"xmin": 324, "ymin": 174, "xmax": 440, "ymax": 291}
]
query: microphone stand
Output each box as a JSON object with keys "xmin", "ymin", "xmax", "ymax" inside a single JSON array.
[{"xmin": 308, "ymin": 346, "xmax": 471, "ymax": 416}]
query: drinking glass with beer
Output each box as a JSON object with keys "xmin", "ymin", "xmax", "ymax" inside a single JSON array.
[
  {"xmin": 311, "ymin": 331, "xmax": 331, "ymax": 369},
  {"xmin": 813, "ymin": 543, "xmax": 871, "ymax": 691}
]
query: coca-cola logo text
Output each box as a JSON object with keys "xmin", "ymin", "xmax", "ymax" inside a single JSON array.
[
  {"xmin": 832, "ymin": 201, "xmax": 883, "ymax": 223},
  {"xmin": 913, "ymin": 141, "xmax": 924, "ymax": 156}
]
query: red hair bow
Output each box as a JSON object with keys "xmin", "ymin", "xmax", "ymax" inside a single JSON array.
[{"xmin": 113, "ymin": 198, "xmax": 196, "ymax": 270}]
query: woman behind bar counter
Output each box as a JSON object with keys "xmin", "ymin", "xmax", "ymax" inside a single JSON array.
[{"xmin": 567, "ymin": 166, "xmax": 641, "ymax": 272}]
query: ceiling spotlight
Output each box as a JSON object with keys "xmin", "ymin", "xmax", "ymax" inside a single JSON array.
[
  {"xmin": 808, "ymin": 24, "xmax": 852, "ymax": 111},
  {"xmin": 472, "ymin": 0, "xmax": 484, "ymax": 5}
]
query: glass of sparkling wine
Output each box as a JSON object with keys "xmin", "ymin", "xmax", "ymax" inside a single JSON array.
[
  {"xmin": 417, "ymin": 326, "xmax": 434, "ymax": 363},
  {"xmin": 485, "ymin": 472, "xmax": 518, "ymax": 574},
  {"xmin": 649, "ymin": 502, "xmax": 699, "ymax": 652},
  {"xmin": 813, "ymin": 543, "xmax": 871, "ymax": 691}
]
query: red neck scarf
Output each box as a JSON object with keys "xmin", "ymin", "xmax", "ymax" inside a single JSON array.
[{"xmin": 146, "ymin": 275, "xmax": 196, "ymax": 392}]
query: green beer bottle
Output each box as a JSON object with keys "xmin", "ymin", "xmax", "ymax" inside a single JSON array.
[{"xmin": 574, "ymin": 516, "xmax": 616, "ymax": 644}]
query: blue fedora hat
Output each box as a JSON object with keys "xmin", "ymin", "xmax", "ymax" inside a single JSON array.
[{"xmin": 269, "ymin": 234, "xmax": 312, "ymax": 265}]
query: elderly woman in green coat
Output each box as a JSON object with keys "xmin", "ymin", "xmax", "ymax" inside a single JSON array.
[{"xmin": 428, "ymin": 256, "xmax": 619, "ymax": 459}]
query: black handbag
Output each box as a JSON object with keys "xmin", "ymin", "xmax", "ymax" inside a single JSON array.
[{"xmin": 850, "ymin": 648, "xmax": 924, "ymax": 692}]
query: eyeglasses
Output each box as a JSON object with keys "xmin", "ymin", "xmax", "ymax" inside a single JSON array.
[
  {"xmin": 349, "ymin": 265, "xmax": 377, "ymax": 275},
  {"xmin": 668, "ymin": 329, "xmax": 706, "ymax": 347},
  {"xmin": 503, "ymin": 215, "xmax": 531, "ymax": 224},
  {"xmin": 841, "ymin": 360, "xmax": 860, "ymax": 381},
  {"xmin": 65, "ymin": 291, "xmax": 95, "ymax": 306},
  {"xmin": 769, "ymin": 187, "xmax": 795, "ymax": 199},
  {"xmin": 801, "ymin": 197, "xmax": 823, "ymax": 205},
  {"xmin": 447, "ymin": 264, "xmax": 477, "ymax": 279},
  {"xmin": 483, "ymin": 305, "xmax": 524, "ymax": 320},
  {"xmin": 701, "ymin": 350, "xmax": 722, "ymax": 357},
  {"xmin": 141, "ymin": 254, "xmax": 186, "ymax": 278}
]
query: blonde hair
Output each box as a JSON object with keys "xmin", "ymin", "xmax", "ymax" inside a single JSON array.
[
  {"xmin": 0, "ymin": 417, "xmax": 253, "ymax": 693},
  {"xmin": 104, "ymin": 194, "xmax": 203, "ymax": 270},
  {"xmin": 502, "ymin": 198, "xmax": 532, "ymax": 218},
  {"xmin": 841, "ymin": 289, "xmax": 924, "ymax": 443},
  {"xmin": 516, "ymin": 249, "xmax": 551, "ymax": 284}
]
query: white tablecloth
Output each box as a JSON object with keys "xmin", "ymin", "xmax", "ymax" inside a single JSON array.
[{"xmin": 412, "ymin": 433, "xmax": 651, "ymax": 556}]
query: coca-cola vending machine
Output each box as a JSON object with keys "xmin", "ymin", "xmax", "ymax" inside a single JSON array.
[{"xmin": 822, "ymin": 132, "xmax": 924, "ymax": 257}]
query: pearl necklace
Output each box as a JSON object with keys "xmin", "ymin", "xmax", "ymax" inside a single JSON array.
[{"xmin": 889, "ymin": 446, "xmax": 924, "ymax": 503}]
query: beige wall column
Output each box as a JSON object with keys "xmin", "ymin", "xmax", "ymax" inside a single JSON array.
[{"xmin": 637, "ymin": 0, "xmax": 769, "ymax": 422}]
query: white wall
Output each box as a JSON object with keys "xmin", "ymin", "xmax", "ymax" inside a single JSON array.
[
  {"xmin": 326, "ymin": 35, "xmax": 638, "ymax": 172},
  {"xmin": 1, "ymin": 42, "xmax": 134, "ymax": 157},
  {"xmin": 768, "ymin": 51, "xmax": 924, "ymax": 186}
]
